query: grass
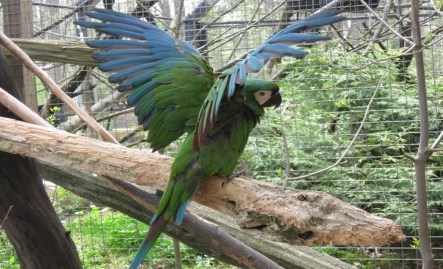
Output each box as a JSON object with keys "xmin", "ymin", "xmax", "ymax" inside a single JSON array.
[{"xmin": 56, "ymin": 187, "xmax": 236, "ymax": 268}]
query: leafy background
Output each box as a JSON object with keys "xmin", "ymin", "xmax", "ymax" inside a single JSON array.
[{"xmin": 1, "ymin": 1, "xmax": 443, "ymax": 268}]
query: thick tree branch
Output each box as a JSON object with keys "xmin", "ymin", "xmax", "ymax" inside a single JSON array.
[
  {"xmin": 38, "ymin": 163, "xmax": 356, "ymax": 269},
  {"xmin": 0, "ymin": 117, "xmax": 405, "ymax": 247}
]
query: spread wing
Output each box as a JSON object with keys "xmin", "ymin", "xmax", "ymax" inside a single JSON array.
[
  {"xmin": 76, "ymin": 8, "xmax": 215, "ymax": 151},
  {"xmin": 193, "ymin": 9, "xmax": 346, "ymax": 150}
]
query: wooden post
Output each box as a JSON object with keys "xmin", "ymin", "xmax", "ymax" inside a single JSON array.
[{"xmin": 2, "ymin": 0, "xmax": 37, "ymax": 112}]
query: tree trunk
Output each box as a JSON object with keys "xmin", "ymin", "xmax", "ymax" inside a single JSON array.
[{"xmin": 0, "ymin": 50, "xmax": 82, "ymax": 269}]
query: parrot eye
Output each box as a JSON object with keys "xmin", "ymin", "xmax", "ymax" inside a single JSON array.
[{"xmin": 253, "ymin": 90, "xmax": 272, "ymax": 105}]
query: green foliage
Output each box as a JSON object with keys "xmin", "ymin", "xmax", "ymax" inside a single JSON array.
[
  {"xmin": 410, "ymin": 237, "xmax": 420, "ymax": 250},
  {"xmin": 35, "ymin": 76, "xmax": 48, "ymax": 106},
  {"xmin": 0, "ymin": 231, "xmax": 18, "ymax": 269},
  {"xmin": 45, "ymin": 106, "xmax": 61, "ymax": 126},
  {"xmin": 317, "ymin": 246, "xmax": 400, "ymax": 269}
]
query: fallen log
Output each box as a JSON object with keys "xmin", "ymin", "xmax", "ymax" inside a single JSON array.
[
  {"xmin": 39, "ymin": 163, "xmax": 356, "ymax": 269},
  {"xmin": 0, "ymin": 116, "xmax": 405, "ymax": 246}
]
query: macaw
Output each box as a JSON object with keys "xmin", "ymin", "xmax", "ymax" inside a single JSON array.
[{"xmin": 76, "ymin": 8, "xmax": 344, "ymax": 269}]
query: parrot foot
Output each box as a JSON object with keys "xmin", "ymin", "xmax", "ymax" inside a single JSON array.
[
  {"xmin": 155, "ymin": 189, "xmax": 164, "ymax": 197},
  {"xmin": 222, "ymin": 170, "xmax": 245, "ymax": 187}
]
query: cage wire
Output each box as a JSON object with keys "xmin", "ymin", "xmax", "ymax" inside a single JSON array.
[{"xmin": 0, "ymin": 0, "xmax": 442, "ymax": 268}]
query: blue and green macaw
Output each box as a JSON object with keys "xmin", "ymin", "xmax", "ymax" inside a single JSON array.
[{"xmin": 76, "ymin": 8, "xmax": 344, "ymax": 268}]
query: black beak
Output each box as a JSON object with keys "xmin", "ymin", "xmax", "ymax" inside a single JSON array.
[{"xmin": 263, "ymin": 91, "xmax": 282, "ymax": 109}]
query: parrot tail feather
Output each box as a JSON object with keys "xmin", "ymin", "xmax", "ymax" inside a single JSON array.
[{"xmin": 129, "ymin": 213, "xmax": 169, "ymax": 269}]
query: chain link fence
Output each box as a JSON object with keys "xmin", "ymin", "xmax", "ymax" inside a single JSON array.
[{"xmin": 0, "ymin": 0, "xmax": 442, "ymax": 268}]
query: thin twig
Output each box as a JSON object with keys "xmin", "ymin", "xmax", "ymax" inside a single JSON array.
[
  {"xmin": 0, "ymin": 206, "xmax": 13, "ymax": 228},
  {"xmin": 40, "ymin": 66, "xmax": 89, "ymax": 119},
  {"xmin": 363, "ymin": 0, "xmax": 393, "ymax": 56},
  {"xmin": 191, "ymin": 0, "xmax": 246, "ymax": 45},
  {"xmin": 34, "ymin": 0, "xmax": 100, "ymax": 37},
  {"xmin": 0, "ymin": 31, "xmax": 118, "ymax": 143},
  {"xmin": 330, "ymin": 24, "xmax": 355, "ymax": 50},
  {"xmin": 226, "ymin": 0, "xmax": 264, "ymax": 63},
  {"xmin": 429, "ymin": 0, "xmax": 443, "ymax": 15},
  {"xmin": 281, "ymin": 130, "xmax": 291, "ymax": 187},
  {"xmin": 203, "ymin": 1, "xmax": 285, "ymax": 54},
  {"xmin": 119, "ymin": 126, "xmax": 143, "ymax": 144},
  {"xmin": 172, "ymin": 0, "xmax": 185, "ymax": 38},
  {"xmin": 359, "ymin": 0, "xmax": 414, "ymax": 46},
  {"xmin": 289, "ymin": 62, "xmax": 392, "ymax": 182},
  {"xmin": 430, "ymin": 131, "xmax": 443, "ymax": 151},
  {"xmin": 71, "ymin": 107, "xmax": 134, "ymax": 133},
  {"xmin": 410, "ymin": 0, "xmax": 435, "ymax": 267}
]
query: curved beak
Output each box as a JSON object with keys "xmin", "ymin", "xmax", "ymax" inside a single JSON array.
[{"xmin": 263, "ymin": 90, "xmax": 282, "ymax": 109}]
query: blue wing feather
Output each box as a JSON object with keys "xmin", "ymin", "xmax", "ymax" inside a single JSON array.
[
  {"xmin": 116, "ymin": 72, "xmax": 156, "ymax": 90},
  {"xmin": 268, "ymin": 33, "xmax": 330, "ymax": 44},
  {"xmin": 85, "ymin": 9, "xmax": 158, "ymax": 31},
  {"xmin": 92, "ymin": 49, "xmax": 151, "ymax": 61},
  {"xmin": 107, "ymin": 62, "xmax": 158, "ymax": 82},
  {"xmin": 128, "ymin": 81, "xmax": 159, "ymax": 106},
  {"xmin": 245, "ymin": 56, "xmax": 264, "ymax": 73},
  {"xmin": 86, "ymin": 39, "xmax": 148, "ymax": 49},
  {"xmin": 99, "ymin": 56, "xmax": 156, "ymax": 71},
  {"xmin": 261, "ymin": 44, "xmax": 308, "ymax": 58}
]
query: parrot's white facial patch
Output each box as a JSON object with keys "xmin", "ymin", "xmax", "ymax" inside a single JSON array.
[{"xmin": 253, "ymin": 90, "xmax": 273, "ymax": 105}]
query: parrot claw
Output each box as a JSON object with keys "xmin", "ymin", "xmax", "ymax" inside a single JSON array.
[
  {"xmin": 155, "ymin": 189, "xmax": 164, "ymax": 197},
  {"xmin": 221, "ymin": 170, "xmax": 246, "ymax": 187}
]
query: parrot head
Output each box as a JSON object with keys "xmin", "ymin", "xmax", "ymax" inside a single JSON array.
[{"xmin": 242, "ymin": 79, "xmax": 282, "ymax": 115}]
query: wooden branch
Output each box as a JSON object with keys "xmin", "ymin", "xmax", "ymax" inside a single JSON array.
[
  {"xmin": 0, "ymin": 117, "xmax": 405, "ymax": 247},
  {"xmin": 38, "ymin": 163, "xmax": 356, "ymax": 269},
  {"xmin": 5, "ymin": 38, "xmax": 96, "ymax": 66},
  {"xmin": 0, "ymin": 87, "xmax": 51, "ymax": 127},
  {"xmin": 58, "ymin": 90, "xmax": 126, "ymax": 132}
]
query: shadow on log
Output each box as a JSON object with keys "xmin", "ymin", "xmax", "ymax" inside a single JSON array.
[{"xmin": 0, "ymin": 116, "xmax": 405, "ymax": 247}]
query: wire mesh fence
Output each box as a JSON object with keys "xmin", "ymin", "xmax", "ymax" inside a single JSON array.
[{"xmin": 0, "ymin": 0, "xmax": 442, "ymax": 268}]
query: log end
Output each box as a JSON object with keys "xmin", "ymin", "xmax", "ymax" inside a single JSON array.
[{"xmin": 197, "ymin": 177, "xmax": 406, "ymax": 247}]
